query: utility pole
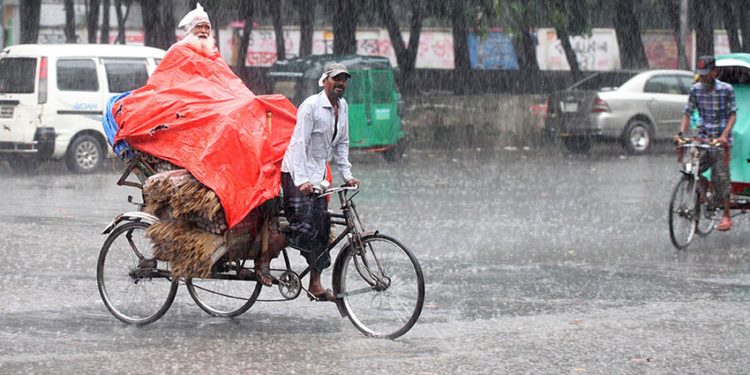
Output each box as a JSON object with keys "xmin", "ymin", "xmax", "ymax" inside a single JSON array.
[{"xmin": 678, "ymin": 0, "xmax": 689, "ymax": 69}]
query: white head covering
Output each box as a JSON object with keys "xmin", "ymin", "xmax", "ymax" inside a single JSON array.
[{"xmin": 178, "ymin": 2, "xmax": 211, "ymax": 32}]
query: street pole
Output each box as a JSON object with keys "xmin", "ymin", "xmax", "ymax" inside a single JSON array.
[{"xmin": 678, "ymin": 0, "xmax": 689, "ymax": 69}]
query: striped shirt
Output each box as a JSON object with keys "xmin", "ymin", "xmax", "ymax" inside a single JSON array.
[{"xmin": 684, "ymin": 79, "xmax": 737, "ymax": 139}]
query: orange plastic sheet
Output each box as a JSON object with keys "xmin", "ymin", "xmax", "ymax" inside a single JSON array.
[{"xmin": 113, "ymin": 43, "xmax": 297, "ymax": 228}]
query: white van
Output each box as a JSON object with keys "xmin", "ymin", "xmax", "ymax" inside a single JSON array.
[{"xmin": 0, "ymin": 44, "xmax": 165, "ymax": 173}]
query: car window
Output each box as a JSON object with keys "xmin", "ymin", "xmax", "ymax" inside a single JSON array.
[
  {"xmin": 57, "ymin": 59, "xmax": 98, "ymax": 91},
  {"xmin": 103, "ymin": 58, "xmax": 148, "ymax": 93},
  {"xmin": 0, "ymin": 57, "xmax": 36, "ymax": 93},
  {"xmin": 677, "ymin": 75, "xmax": 696, "ymax": 94},
  {"xmin": 644, "ymin": 75, "xmax": 682, "ymax": 95}
]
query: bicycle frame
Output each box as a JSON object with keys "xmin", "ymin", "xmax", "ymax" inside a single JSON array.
[{"xmin": 281, "ymin": 186, "xmax": 377, "ymax": 285}]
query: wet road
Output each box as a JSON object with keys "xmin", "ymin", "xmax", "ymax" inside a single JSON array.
[{"xmin": 1, "ymin": 145, "xmax": 749, "ymax": 374}]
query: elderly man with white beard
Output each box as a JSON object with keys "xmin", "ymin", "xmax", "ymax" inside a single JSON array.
[{"xmin": 177, "ymin": 2, "xmax": 216, "ymax": 56}]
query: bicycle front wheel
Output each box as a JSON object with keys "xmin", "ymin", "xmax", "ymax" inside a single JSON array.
[
  {"xmin": 186, "ymin": 262, "xmax": 263, "ymax": 318},
  {"xmin": 669, "ymin": 178, "xmax": 698, "ymax": 249},
  {"xmin": 97, "ymin": 221, "xmax": 178, "ymax": 325},
  {"xmin": 334, "ymin": 234, "xmax": 425, "ymax": 339}
]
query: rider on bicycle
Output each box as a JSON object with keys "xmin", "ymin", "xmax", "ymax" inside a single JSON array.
[{"xmin": 675, "ymin": 55, "xmax": 737, "ymax": 231}]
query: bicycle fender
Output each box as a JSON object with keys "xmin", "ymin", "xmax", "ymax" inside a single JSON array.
[{"xmin": 102, "ymin": 211, "xmax": 160, "ymax": 235}]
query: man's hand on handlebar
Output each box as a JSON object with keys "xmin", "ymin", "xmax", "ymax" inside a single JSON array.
[
  {"xmin": 673, "ymin": 131, "xmax": 687, "ymax": 145},
  {"xmin": 299, "ymin": 182, "xmax": 314, "ymax": 195},
  {"xmin": 345, "ymin": 178, "xmax": 360, "ymax": 188}
]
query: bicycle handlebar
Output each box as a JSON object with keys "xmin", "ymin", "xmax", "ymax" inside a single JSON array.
[
  {"xmin": 313, "ymin": 185, "xmax": 359, "ymax": 198},
  {"xmin": 675, "ymin": 138, "xmax": 724, "ymax": 149}
]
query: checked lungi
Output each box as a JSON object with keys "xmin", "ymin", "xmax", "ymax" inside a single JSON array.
[{"xmin": 281, "ymin": 172, "xmax": 331, "ymax": 271}]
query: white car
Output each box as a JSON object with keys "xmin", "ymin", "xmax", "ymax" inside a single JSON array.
[
  {"xmin": 0, "ymin": 44, "xmax": 165, "ymax": 173},
  {"xmin": 545, "ymin": 69, "xmax": 695, "ymax": 154}
]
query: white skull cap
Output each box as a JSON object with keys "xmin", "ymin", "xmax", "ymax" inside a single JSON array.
[{"xmin": 178, "ymin": 2, "xmax": 211, "ymax": 32}]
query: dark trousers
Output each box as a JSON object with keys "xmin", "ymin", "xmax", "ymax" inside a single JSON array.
[{"xmin": 281, "ymin": 173, "xmax": 330, "ymax": 271}]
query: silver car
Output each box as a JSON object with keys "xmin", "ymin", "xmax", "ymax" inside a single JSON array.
[{"xmin": 545, "ymin": 69, "xmax": 695, "ymax": 154}]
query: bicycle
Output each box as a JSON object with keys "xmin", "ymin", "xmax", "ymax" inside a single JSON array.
[
  {"xmin": 96, "ymin": 156, "xmax": 425, "ymax": 339},
  {"xmin": 668, "ymin": 139, "xmax": 722, "ymax": 249}
]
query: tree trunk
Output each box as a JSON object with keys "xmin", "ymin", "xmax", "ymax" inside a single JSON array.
[
  {"xmin": 237, "ymin": 1, "xmax": 255, "ymax": 71},
  {"xmin": 64, "ymin": 0, "xmax": 77, "ymax": 43},
  {"xmin": 665, "ymin": 0, "xmax": 689, "ymax": 69},
  {"xmin": 556, "ymin": 28, "xmax": 581, "ymax": 78},
  {"xmin": 270, "ymin": 0, "xmax": 285, "ymax": 61},
  {"xmin": 87, "ymin": 0, "xmax": 101, "ymax": 43},
  {"xmin": 378, "ymin": 0, "xmax": 423, "ymax": 94},
  {"xmin": 613, "ymin": 0, "xmax": 649, "ymax": 69},
  {"xmin": 141, "ymin": 0, "xmax": 175, "ymax": 50},
  {"xmin": 101, "ymin": 0, "xmax": 111, "ymax": 44},
  {"xmin": 719, "ymin": 0, "xmax": 740, "ymax": 52},
  {"xmin": 115, "ymin": 0, "xmax": 124, "ymax": 44},
  {"xmin": 20, "ymin": 0, "xmax": 42, "ymax": 44},
  {"xmin": 333, "ymin": 0, "xmax": 359, "ymax": 55},
  {"xmin": 694, "ymin": 0, "xmax": 714, "ymax": 57},
  {"xmin": 739, "ymin": 0, "xmax": 750, "ymax": 52},
  {"xmin": 298, "ymin": 0, "xmax": 314, "ymax": 57},
  {"xmin": 514, "ymin": 7, "xmax": 540, "ymax": 78},
  {"xmin": 450, "ymin": 0, "xmax": 470, "ymax": 82}
]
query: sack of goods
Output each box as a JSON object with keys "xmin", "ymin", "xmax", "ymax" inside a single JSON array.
[{"xmin": 142, "ymin": 167, "xmax": 285, "ymax": 279}]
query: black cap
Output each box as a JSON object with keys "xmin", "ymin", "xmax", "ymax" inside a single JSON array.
[{"xmin": 696, "ymin": 55, "xmax": 716, "ymax": 76}]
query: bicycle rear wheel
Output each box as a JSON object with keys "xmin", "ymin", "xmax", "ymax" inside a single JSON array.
[
  {"xmin": 669, "ymin": 178, "xmax": 698, "ymax": 249},
  {"xmin": 97, "ymin": 221, "xmax": 178, "ymax": 325},
  {"xmin": 185, "ymin": 261, "xmax": 263, "ymax": 317},
  {"xmin": 334, "ymin": 234, "xmax": 424, "ymax": 339}
]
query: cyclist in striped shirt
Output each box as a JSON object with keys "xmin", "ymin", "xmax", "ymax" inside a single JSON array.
[{"xmin": 677, "ymin": 55, "xmax": 737, "ymax": 231}]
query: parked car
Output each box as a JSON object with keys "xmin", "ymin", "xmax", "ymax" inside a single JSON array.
[
  {"xmin": 545, "ymin": 69, "xmax": 695, "ymax": 154},
  {"xmin": 0, "ymin": 44, "xmax": 165, "ymax": 173},
  {"xmin": 268, "ymin": 54, "xmax": 406, "ymax": 162}
]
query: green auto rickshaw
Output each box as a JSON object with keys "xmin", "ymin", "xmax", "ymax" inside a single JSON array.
[{"xmin": 269, "ymin": 54, "xmax": 406, "ymax": 162}]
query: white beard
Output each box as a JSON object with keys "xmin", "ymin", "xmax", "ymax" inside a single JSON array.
[{"xmin": 181, "ymin": 32, "xmax": 216, "ymax": 56}]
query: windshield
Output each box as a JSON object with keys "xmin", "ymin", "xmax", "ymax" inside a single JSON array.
[
  {"xmin": 567, "ymin": 72, "xmax": 639, "ymax": 91},
  {"xmin": 0, "ymin": 57, "xmax": 36, "ymax": 93}
]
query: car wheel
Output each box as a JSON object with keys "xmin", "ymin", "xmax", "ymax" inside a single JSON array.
[
  {"xmin": 563, "ymin": 136, "xmax": 592, "ymax": 154},
  {"xmin": 65, "ymin": 134, "xmax": 104, "ymax": 174},
  {"xmin": 622, "ymin": 120, "xmax": 652, "ymax": 155},
  {"xmin": 6, "ymin": 155, "xmax": 42, "ymax": 174}
]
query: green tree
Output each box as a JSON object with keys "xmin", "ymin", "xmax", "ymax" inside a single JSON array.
[
  {"xmin": 86, "ymin": 0, "xmax": 100, "ymax": 43},
  {"xmin": 20, "ymin": 0, "xmax": 41, "ymax": 44},
  {"xmin": 332, "ymin": 0, "xmax": 360, "ymax": 55},
  {"xmin": 101, "ymin": 0, "xmax": 111, "ymax": 44},
  {"xmin": 140, "ymin": 0, "xmax": 176, "ymax": 50},
  {"xmin": 377, "ymin": 0, "xmax": 425, "ymax": 94},
  {"xmin": 613, "ymin": 0, "xmax": 648, "ymax": 69},
  {"xmin": 496, "ymin": 0, "xmax": 541, "ymax": 76},
  {"xmin": 114, "ymin": 0, "xmax": 133, "ymax": 44},
  {"xmin": 694, "ymin": 0, "xmax": 714, "ymax": 57},
  {"xmin": 545, "ymin": 0, "xmax": 587, "ymax": 77},
  {"xmin": 64, "ymin": 0, "xmax": 77, "ymax": 43},
  {"xmin": 295, "ymin": 0, "xmax": 316, "ymax": 57}
]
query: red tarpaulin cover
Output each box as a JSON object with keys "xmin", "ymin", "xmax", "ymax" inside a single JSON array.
[{"xmin": 113, "ymin": 43, "xmax": 297, "ymax": 228}]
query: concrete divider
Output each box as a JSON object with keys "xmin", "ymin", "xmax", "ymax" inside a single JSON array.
[{"xmin": 401, "ymin": 94, "xmax": 549, "ymax": 148}]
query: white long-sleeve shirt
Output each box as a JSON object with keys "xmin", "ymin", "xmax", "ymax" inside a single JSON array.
[{"xmin": 281, "ymin": 90, "xmax": 354, "ymax": 186}]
